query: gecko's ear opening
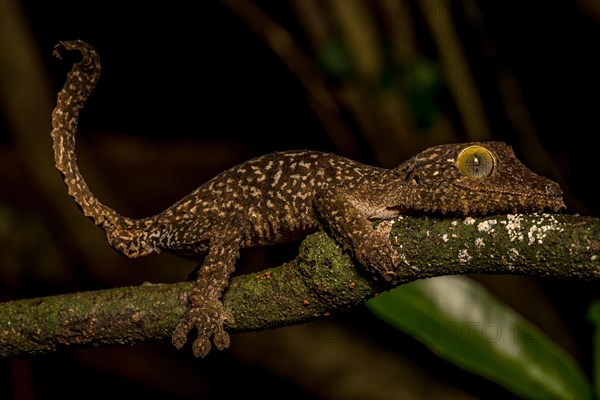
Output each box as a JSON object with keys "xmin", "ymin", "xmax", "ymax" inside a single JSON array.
[{"xmin": 456, "ymin": 145, "xmax": 495, "ymax": 178}]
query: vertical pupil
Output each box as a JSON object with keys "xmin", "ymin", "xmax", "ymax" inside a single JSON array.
[
  {"xmin": 457, "ymin": 147, "xmax": 494, "ymax": 178},
  {"xmin": 472, "ymin": 155, "xmax": 480, "ymax": 173}
]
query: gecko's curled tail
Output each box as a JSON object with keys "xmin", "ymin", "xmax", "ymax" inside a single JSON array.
[
  {"xmin": 51, "ymin": 40, "xmax": 157, "ymax": 257},
  {"xmin": 51, "ymin": 40, "xmax": 114, "ymax": 226}
]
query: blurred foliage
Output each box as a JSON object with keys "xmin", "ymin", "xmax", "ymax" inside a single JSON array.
[
  {"xmin": 368, "ymin": 277, "xmax": 593, "ymax": 399},
  {"xmin": 587, "ymin": 300, "xmax": 600, "ymax": 398}
]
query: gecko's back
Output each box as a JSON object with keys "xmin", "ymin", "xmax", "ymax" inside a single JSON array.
[{"xmin": 147, "ymin": 149, "xmax": 389, "ymax": 255}]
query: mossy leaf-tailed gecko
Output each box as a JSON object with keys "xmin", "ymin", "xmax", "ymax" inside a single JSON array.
[{"xmin": 51, "ymin": 40, "xmax": 565, "ymax": 357}]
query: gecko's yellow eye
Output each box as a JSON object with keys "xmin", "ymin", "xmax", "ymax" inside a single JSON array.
[{"xmin": 457, "ymin": 145, "xmax": 494, "ymax": 178}]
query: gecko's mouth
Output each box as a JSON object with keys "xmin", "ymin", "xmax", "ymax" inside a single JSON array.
[{"xmin": 387, "ymin": 195, "xmax": 565, "ymax": 216}]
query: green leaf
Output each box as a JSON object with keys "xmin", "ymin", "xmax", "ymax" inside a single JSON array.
[
  {"xmin": 586, "ymin": 300, "xmax": 600, "ymax": 398},
  {"xmin": 367, "ymin": 276, "xmax": 592, "ymax": 399}
]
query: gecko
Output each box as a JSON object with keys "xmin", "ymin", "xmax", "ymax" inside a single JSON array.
[{"xmin": 51, "ymin": 40, "xmax": 566, "ymax": 358}]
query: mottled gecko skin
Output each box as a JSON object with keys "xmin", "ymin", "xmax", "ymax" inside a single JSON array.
[{"xmin": 51, "ymin": 40, "xmax": 565, "ymax": 357}]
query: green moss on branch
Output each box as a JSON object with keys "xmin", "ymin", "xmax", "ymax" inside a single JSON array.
[{"xmin": 1, "ymin": 213, "xmax": 598, "ymax": 357}]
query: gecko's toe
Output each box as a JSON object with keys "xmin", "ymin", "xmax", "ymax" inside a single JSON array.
[
  {"xmin": 192, "ymin": 337, "xmax": 212, "ymax": 358},
  {"xmin": 171, "ymin": 320, "xmax": 193, "ymax": 350},
  {"xmin": 213, "ymin": 330, "xmax": 231, "ymax": 351}
]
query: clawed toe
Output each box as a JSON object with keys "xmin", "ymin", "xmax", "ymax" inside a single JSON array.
[
  {"xmin": 192, "ymin": 337, "xmax": 212, "ymax": 358},
  {"xmin": 213, "ymin": 330, "xmax": 231, "ymax": 350},
  {"xmin": 172, "ymin": 319, "xmax": 194, "ymax": 350}
]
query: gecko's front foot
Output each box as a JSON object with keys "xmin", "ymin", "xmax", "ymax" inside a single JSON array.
[
  {"xmin": 172, "ymin": 288, "xmax": 234, "ymax": 358},
  {"xmin": 356, "ymin": 240, "xmax": 399, "ymax": 282},
  {"xmin": 354, "ymin": 223, "xmax": 399, "ymax": 282}
]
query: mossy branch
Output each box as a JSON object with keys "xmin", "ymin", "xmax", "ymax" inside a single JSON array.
[{"xmin": 1, "ymin": 213, "xmax": 598, "ymax": 358}]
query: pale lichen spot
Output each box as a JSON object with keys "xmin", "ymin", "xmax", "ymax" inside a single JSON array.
[
  {"xmin": 502, "ymin": 214, "xmax": 524, "ymax": 242},
  {"xmin": 527, "ymin": 219, "xmax": 561, "ymax": 245},
  {"xmin": 458, "ymin": 248, "xmax": 472, "ymax": 264},
  {"xmin": 463, "ymin": 217, "xmax": 476, "ymax": 225},
  {"xmin": 528, "ymin": 225, "xmax": 540, "ymax": 245},
  {"xmin": 474, "ymin": 237, "xmax": 484, "ymax": 249},
  {"xmin": 477, "ymin": 219, "xmax": 497, "ymax": 233}
]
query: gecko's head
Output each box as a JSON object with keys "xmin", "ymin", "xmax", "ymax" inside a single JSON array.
[{"xmin": 394, "ymin": 141, "xmax": 565, "ymax": 215}]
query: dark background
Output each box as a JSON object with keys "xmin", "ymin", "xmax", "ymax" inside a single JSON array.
[{"xmin": 1, "ymin": 1, "xmax": 598, "ymax": 398}]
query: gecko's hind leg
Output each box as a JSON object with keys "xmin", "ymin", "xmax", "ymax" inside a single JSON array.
[{"xmin": 172, "ymin": 229, "xmax": 241, "ymax": 357}]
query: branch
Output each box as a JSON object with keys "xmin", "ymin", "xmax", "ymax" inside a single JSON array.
[{"xmin": 1, "ymin": 213, "xmax": 598, "ymax": 357}]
